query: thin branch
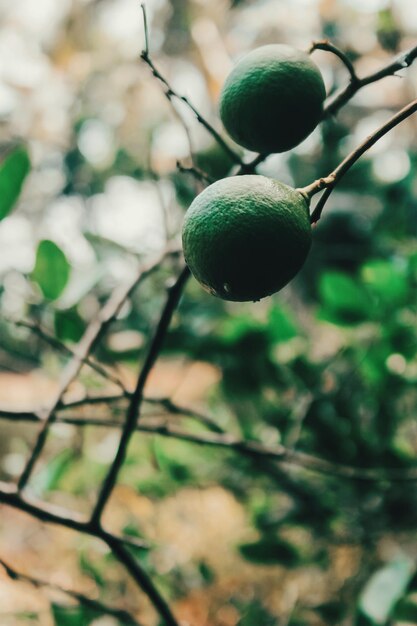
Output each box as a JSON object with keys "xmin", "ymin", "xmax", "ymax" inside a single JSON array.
[
  {"xmin": 323, "ymin": 43, "xmax": 417, "ymax": 117},
  {"xmin": 91, "ymin": 266, "xmax": 190, "ymax": 523},
  {"xmin": 0, "ymin": 558, "xmax": 142, "ymax": 626},
  {"xmin": 106, "ymin": 536, "xmax": 180, "ymax": 626},
  {"xmin": 176, "ymin": 161, "xmax": 214, "ymax": 185},
  {"xmin": 310, "ymin": 39, "xmax": 358, "ymax": 84},
  {"xmin": 298, "ymin": 98, "xmax": 417, "ymax": 223},
  {"xmin": 236, "ymin": 152, "xmax": 269, "ymax": 175},
  {"xmin": 0, "ymin": 483, "xmax": 182, "ymax": 626},
  {"xmin": 0, "ymin": 393, "xmax": 224, "ymax": 433},
  {"xmin": 2, "ymin": 410, "xmax": 417, "ymax": 483},
  {"xmin": 15, "ymin": 319, "xmax": 127, "ymax": 392},
  {"xmin": 140, "ymin": 6, "xmax": 242, "ymax": 167},
  {"xmin": 17, "ymin": 248, "xmax": 173, "ymax": 492},
  {"xmin": 59, "ymin": 392, "xmax": 128, "ymax": 411},
  {"xmin": 140, "ymin": 2, "xmax": 149, "ymax": 57},
  {"xmin": 0, "ymin": 408, "xmax": 39, "ymax": 422},
  {"xmin": 0, "ymin": 482, "xmax": 148, "ymax": 550},
  {"xmin": 147, "ymin": 396, "xmax": 225, "ymax": 433},
  {"xmin": 130, "ymin": 422, "xmax": 417, "ymax": 483}
]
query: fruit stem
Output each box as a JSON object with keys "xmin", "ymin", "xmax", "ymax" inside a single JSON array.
[
  {"xmin": 310, "ymin": 40, "xmax": 358, "ymax": 84},
  {"xmin": 297, "ymin": 176, "xmax": 334, "ymax": 202},
  {"xmin": 298, "ymin": 97, "xmax": 417, "ymax": 223},
  {"xmin": 140, "ymin": 2, "xmax": 150, "ymax": 56}
]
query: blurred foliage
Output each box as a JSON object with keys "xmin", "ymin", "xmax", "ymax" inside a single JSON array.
[
  {"xmin": 0, "ymin": 147, "xmax": 30, "ymax": 222},
  {"xmin": 32, "ymin": 240, "xmax": 71, "ymax": 301}
]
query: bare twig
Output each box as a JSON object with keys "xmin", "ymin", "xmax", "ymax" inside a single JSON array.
[
  {"xmin": 148, "ymin": 396, "xmax": 225, "ymax": 433},
  {"xmin": 176, "ymin": 161, "xmax": 214, "ymax": 185},
  {"xmin": 323, "ymin": 43, "xmax": 417, "ymax": 117},
  {"xmin": 140, "ymin": 6, "xmax": 242, "ymax": 167},
  {"xmin": 140, "ymin": 2, "xmax": 149, "ymax": 57},
  {"xmin": 16, "ymin": 319, "xmax": 127, "ymax": 392},
  {"xmin": 0, "ymin": 558, "xmax": 142, "ymax": 626},
  {"xmin": 0, "ymin": 483, "xmax": 181, "ymax": 625},
  {"xmin": 298, "ymin": 98, "xmax": 417, "ymax": 222},
  {"xmin": 17, "ymin": 248, "xmax": 174, "ymax": 492},
  {"xmin": 129, "ymin": 421, "xmax": 417, "ymax": 483},
  {"xmin": 91, "ymin": 266, "xmax": 190, "ymax": 523},
  {"xmin": 0, "ymin": 392, "xmax": 224, "ymax": 433},
  {"xmin": 310, "ymin": 39, "xmax": 358, "ymax": 84},
  {"xmin": 2, "ymin": 408, "xmax": 417, "ymax": 482},
  {"xmin": 59, "ymin": 392, "xmax": 128, "ymax": 411},
  {"xmin": 106, "ymin": 536, "xmax": 179, "ymax": 626},
  {"xmin": 0, "ymin": 481, "xmax": 148, "ymax": 549}
]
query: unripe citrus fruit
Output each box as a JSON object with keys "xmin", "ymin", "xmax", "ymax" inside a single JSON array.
[
  {"xmin": 219, "ymin": 44, "xmax": 326, "ymax": 153},
  {"xmin": 182, "ymin": 175, "xmax": 312, "ymax": 302}
]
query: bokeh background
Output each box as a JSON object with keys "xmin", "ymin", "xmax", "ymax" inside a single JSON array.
[{"xmin": 0, "ymin": 0, "xmax": 417, "ymax": 624}]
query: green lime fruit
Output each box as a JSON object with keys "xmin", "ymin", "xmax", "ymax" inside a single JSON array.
[
  {"xmin": 219, "ymin": 44, "xmax": 326, "ymax": 153},
  {"xmin": 182, "ymin": 175, "xmax": 312, "ymax": 302}
]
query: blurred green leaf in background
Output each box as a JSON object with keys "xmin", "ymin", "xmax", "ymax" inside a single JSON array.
[
  {"xmin": 0, "ymin": 147, "xmax": 30, "ymax": 221},
  {"xmin": 32, "ymin": 240, "xmax": 71, "ymax": 301}
]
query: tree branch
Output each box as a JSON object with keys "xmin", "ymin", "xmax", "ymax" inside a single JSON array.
[
  {"xmin": 236, "ymin": 151, "xmax": 269, "ymax": 175},
  {"xmin": 91, "ymin": 266, "xmax": 190, "ymax": 523},
  {"xmin": 0, "ymin": 482, "xmax": 182, "ymax": 625},
  {"xmin": 17, "ymin": 248, "xmax": 174, "ymax": 492},
  {"xmin": 1, "ymin": 409, "xmax": 417, "ymax": 483},
  {"xmin": 176, "ymin": 160, "xmax": 214, "ymax": 185},
  {"xmin": 148, "ymin": 396, "xmax": 224, "ymax": 433},
  {"xmin": 310, "ymin": 39, "xmax": 358, "ymax": 84},
  {"xmin": 15, "ymin": 319, "xmax": 127, "ymax": 392},
  {"xmin": 0, "ymin": 392, "xmax": 224, "ymax": 433},
  {"xmin": 322, "ymin": 43, "xmax": 417, "ymax": 117},
  {"xmin": 106, "ymin": 536, "xmax": 179, "ymax": 626},
  {"xmin": 298, "ymin": 97, "xmax": 417, "ymax": 222},
  {"xmin": 140, "ymin": 5, "xmax": 242, "ymax": 167},
  {"xmin": 0, "ymin": 557, "xmax": 142, "ymax": 626},
  {"xmin": 0, "ymin": 481, "xmax": 148, "ymax": 549}
]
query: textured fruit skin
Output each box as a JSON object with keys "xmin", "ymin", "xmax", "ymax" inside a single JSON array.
[
  {"xmin": 182, "ymin": 175, "xmax": 312, "ymax": 302},
  {"xmin": 219, "ymin": 44, "xmax": 326, "ymax": 153}
]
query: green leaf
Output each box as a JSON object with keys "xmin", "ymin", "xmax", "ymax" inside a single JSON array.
[
  {"xmin": 406, "ymin": 570, "xmax": 417, "ymax": 592},
  {"xmin": 409, "ymin": 252, "xmax": 417, "ymax": 279},
  {"xmin": 219, "ymin": 315, "xmax": 264, "ymax": 344},
  {"xmin": 152, "ymin": 437, "xmax": 191, "ymax": 482},
  {"xmin": 268, "ymin": 305, "xmax": 298, "ymax": 343},
  {"xmin": 357, "ymin": 558, "xmax": 413, "ymax": 624},
  {"xmin": 239, "ymin": 536, "xmax": 301, "ymax": 567},
  {"xmin": 361, "ymin": 259, "xmax": 408, "ymax": 308},
  {"xmin": 32, "ymin": 449, "xmax": 75, "ymax": 494},
  {"xmin": 55, "ymin": 308, "xmax": 85, "ymax": 342},
  {"xmin": 0, "ymin": 147, "xmax": 30, "ymax": 220},
  {"xmin": 13, "ymin": 613, "xmax": 39, "ymax": 621},
  {"xmin": 237, "ymin": 599, "xmax": 278, "ymax": 626},
  {"xmin": 51, "ymin": 603, "xmax": 98, "ymax": 626},
  {"xmin": 198, "ymin": 560, "xmax": 215, "ymax": 585},
  {"xmin": 319, "ymin": 271, "xmax": 370, "ymax": 323},
  {"xmin": 395, "ymin": 598, "xmax": 417, "ymax": 622},
  {"xmin": 32, "ymin": 240, "xmax": 70, "ymax": 300}
]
